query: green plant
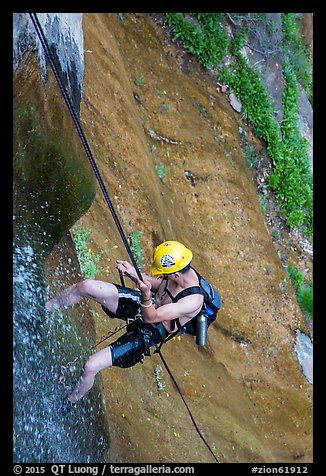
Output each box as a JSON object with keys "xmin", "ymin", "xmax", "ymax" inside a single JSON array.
[
  {"xmin": 297, "ymin": 284, "xmax": 313, "ymax": 321},
  {"xmin": 274, "ymin": 61, "xmax": 312, "ymax": 234},
  {"xmin": 281, "ymin": 13, "xmax": 312, "ymax": 101},
  {"xmin": 154, "ymin": 364, "xmax": 166, "ymax": 391},
  {"xmin": 286, "ymin": 265, "xmax": 304, "ymax": 292},
  {"xmin": 129, "ymin": 230, "xmax": 144, "ymax": 269},
  {"xmin": 155, "ymin": 162, "xmax": 170, "ymax": 182},
  {"xmin": 134, "ymin": 76, "xmax": 145, "ymax": 87},
  {"xmin": 286, "ymin": 265, "xmax": 313, "ymax": 320},
  {"xmin": 71, "ymin": 224, "xmax": 103, "ymax": 279},
  {"xmin": 165, "ymin": 13, "xmax": 228, "ymax": 68}
]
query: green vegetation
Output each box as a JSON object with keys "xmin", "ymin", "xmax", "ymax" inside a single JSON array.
[
  {"xmin": 163, "ymin": 13, "xmax": 312, "ymax": 237},
  {"xmin": 286, "ymin": 264, "xmax": 304, "ymax": 290},
  {"xmin": 154, "ymin": 364, "xmax": 166, "ymax": 391},
  {"xmin": 274, "ymin": 61, "xmax": 312, "ymax": 234},
  {"xmin": 165, "ymin": 13, "xmax": 228, "ymax": 68},
  {"xmin": 219, "ymin": 52, "xmax": 312, "ymax": 236},
  {"xmin": 281, "ymin": 13, "xmax": 312, "ymax": 101},
  {"xmin": 134, "ymin": 76, "xmax": 145, "ymax": 87},
  {"xmin": 297, "ymin": 284, "xmax": 313, "ymax": 320},
  {"xmin": 129, "ymin": 230, "xmax": 145, "ymax": 269},
  {"xmin": 155, "ymin": 162, "xmax": 170, "ymax": 182},
  {"xmin": 71, "ymin": 224, "xmax": 103, "ymax": 279},
  {"xmin": 286, "ymin": 265, "xmax": 313, "ymax": 320}
]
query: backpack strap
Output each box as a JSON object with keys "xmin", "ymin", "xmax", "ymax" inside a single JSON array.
[
  {"xmin": 166, "ymin": 287, "xmax": 207, "ymax": 333},
  {"xmin": 172, "ymin": 286, "xmax": 207, "ymax": 302},
  {"xmin": 162, "ymin": 275, "xmax": 207, "ymax": 303},
  {"xmin": 161, "ymin": 275, "xmax": 207, "ymax": 333}
]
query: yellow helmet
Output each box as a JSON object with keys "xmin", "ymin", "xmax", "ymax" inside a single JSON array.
[{"xmin": 151, "ymin": 241, "xmax": 193, "ymax": 276}]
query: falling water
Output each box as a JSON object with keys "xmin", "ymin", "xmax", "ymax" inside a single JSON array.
[
  {"xmin": 13, "ymin": 11, "xmax": 111, "ymax": 460},
  {"xmin": 13, "ymin": 224, "xmax": 110, "ymax": 463}
]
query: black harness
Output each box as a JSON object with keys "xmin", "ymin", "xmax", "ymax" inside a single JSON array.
[
  {"xmin": 161, "ymin": 278, "xmax": 206, "ymax": 333},
  {"xmin": 158, "ymin": 267, "xmax": 221, "ymax": 345}
]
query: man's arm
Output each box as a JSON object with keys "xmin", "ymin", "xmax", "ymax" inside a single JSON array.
[
  {"xmin": 135, "ymin": 276, "xmax": 203, "ymax": 324},
  {"xmin": 141, "ymin": 296, "xmax": 203, "ymax": 324},
  {"xmin": 116, "ymin": 260, "xmax": 163, "ymax": 292}
]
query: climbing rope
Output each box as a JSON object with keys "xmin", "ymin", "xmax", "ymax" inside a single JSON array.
[
  {"xmin": 29, "ymin": 12, "xmax": 219, "ymax": 463},
  {"xmin": 156, "ymin": 345, "xmax": 220, "ymax": 463}
]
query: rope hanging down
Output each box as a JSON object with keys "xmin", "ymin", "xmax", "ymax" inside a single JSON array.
[
  {"xmin": 156, "ymin": 346, "xmax": 220, "ymax": 463},
  {"xmin": 29, "ymin": 13, "xmax": 219, "ymax": 463},
  {"xmin": 29, "ymin": 12, "xmax": 143, "ymax": 282}
]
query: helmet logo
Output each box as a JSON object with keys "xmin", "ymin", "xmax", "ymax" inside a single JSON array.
[{"xmin": 160, "ymin": 254, "xmax": 176, "ymax": 269}]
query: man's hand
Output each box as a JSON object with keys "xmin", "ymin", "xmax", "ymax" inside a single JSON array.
[
  {"xmin": 116, "ymin": 260, "xmax": 136, "ymax": 278},
  {"xmin": 135, "ymin": 277, "xmax": 152, "ymax": 301}
]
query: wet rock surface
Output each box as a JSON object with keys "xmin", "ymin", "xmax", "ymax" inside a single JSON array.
[{"xmin": 13, "ymin": 13, "xmax": 313, "ymax": 463}]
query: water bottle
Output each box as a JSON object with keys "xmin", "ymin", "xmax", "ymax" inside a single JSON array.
[{"xmin": 196, "ymin": 313, "xmax": 208, "ymax": 346}]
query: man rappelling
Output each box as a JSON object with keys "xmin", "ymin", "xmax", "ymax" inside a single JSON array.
[{"xmin": 46, "ymin": 241, "xmax": 221, "ymax": 407}]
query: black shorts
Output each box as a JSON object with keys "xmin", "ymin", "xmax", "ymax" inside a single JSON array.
[
  {"xmin": 102, "ymin": 285, "xmax": 169, "ymax": 368},
  {"xmin": 102, "ymin": 284, "xmax": 142, "ymax": 321}
]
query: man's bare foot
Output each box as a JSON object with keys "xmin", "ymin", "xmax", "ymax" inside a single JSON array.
[{"xmin": 45, "ymin": 299, "xmax": 61, "ymax": 312}]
